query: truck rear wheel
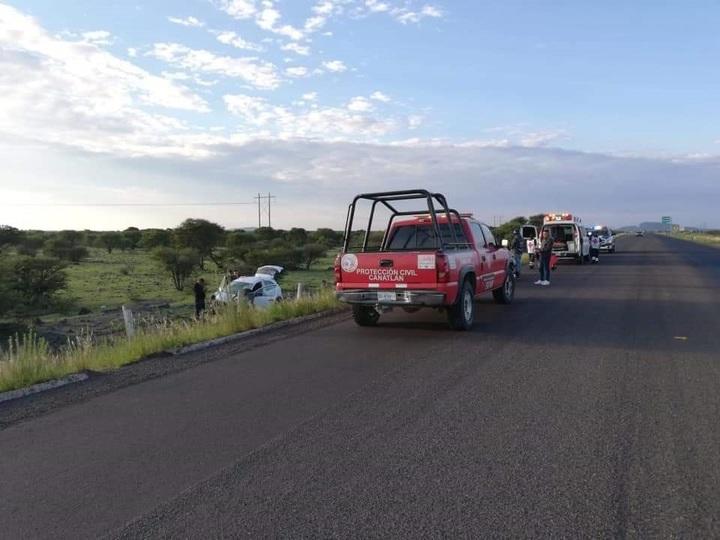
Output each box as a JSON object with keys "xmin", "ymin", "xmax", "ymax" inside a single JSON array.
[
  {"xmin": 352, "ymin": 305, "xmax": 380, "ymax": 327},
  {"xmin": 447, "ymin": 280, "xmax": 475, "ymax": 331},
  {"xmin": 493, "ymin": 270, "xmax": 516, "ymax": 304}
]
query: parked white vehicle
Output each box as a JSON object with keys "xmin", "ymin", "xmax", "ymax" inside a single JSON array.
[
  {"xmin": 591, "ymin": 225, "xmax": 616, "ymax": 253},
  {"xmin": 212, "ymin": 266, "xmax": 284, "ymax": 307},
  {"xmin": 541, "ymin": 213, "xmax": 591, "ymax": 265}
]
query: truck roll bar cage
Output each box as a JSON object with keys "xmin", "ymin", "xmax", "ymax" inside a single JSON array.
[{"xmin": 342, "ymin": 189, "xmax": 471, "ymax": 253}]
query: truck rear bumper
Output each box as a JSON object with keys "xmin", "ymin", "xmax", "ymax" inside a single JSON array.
[{"xmin": 336, "ymin": 289, "xmax": 446, "ymax": 306}]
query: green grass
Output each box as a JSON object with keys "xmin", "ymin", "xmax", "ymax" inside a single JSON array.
[
  {"xmin": 280, "ymin": 252, "xmax": 336, "ymax": 294},
  {"xmin": 46, "ymin": 247, "xmax": 335, "ymax": 315},
  {"xmin": 669, "ymin": 232, "xmax": 720, "ymax": 248},
  {"xmin": 57, "ymin": 247, "xmax": 217, "ymax": 312},
  {"xmin": 0, "ymin": 290, "xmax": 342, "ymax": 393}
]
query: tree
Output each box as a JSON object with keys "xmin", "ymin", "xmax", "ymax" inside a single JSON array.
[
  {"xmin": 244, "ymin": 246, "xmax": 303, "ymax": 271},
  {"xmin": 528, "ymin": 214, "xmax": 545, "ymax": 228},
  {"xmin": 11, "ymin": 256, "xmax": 68, "ymax": 309},
  {"xmin": 286, "ymin": 227, "xmax": 308, "ymax": 245},
  {"xmin": 139, "ymin": 229, "xmax": 173, "ymax": 249},
  {"xmin": 173, "ymin": 219, "xmax": 225, "ymax": 269},
  {"xmin": 311, "ymin": 228, "xmax": 342, "ymax": 247},
  {"xmin": 254, "ymin": 227, "xmax": 280, "ymax": 242},
  {"xmin": 0, "ymin": 225, "xmax": 21, "ymax": 252},
  {"xmin": 44, "ymin": 237, "xmax": 89, "ymax": 263},
  {"xmin": 99, "ymin": 232, "xmax": 124, "ymax": 253},
  {"xmin": 0, "ymin": 260, "xmax": 19, "ymax": 317},
  {"xmin": 123, "ymin": 227, "xmax": 142, "ymax": 250},
  {"xmin": 16, "ymin": 233, "xmax": 45, "ymax": 257},
  {"xmin": 493, "ymin": 217, "xmax": 528, "ymax": 244},
  {"xmin": 153, "ymin": 247, "xmax": 200, "ymax": 291},
  {"xmin": 301, "ymin": 243, "xmax": 326, "ymax": 270}
]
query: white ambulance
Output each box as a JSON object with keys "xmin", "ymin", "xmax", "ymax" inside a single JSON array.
[{"xmin": 540, "ymin": 213, "xmax": 591, "ymax": 265}]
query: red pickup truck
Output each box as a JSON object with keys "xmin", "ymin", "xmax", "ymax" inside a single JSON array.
[{"xmin": 335, "ymin": 190, "xmax": 516, "ymax": 330}]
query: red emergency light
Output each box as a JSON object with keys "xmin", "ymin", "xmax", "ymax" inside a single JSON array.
[{"xmin": 543, "ymin": 212, "xmax": 579, "ymax": 223}]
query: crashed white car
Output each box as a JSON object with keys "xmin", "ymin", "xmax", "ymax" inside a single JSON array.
[{"xmin": 212, "ymin": 266, "xmax": 284, "ymax": 307}]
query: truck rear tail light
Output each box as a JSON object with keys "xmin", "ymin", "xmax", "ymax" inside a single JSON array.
[
  {"xmin": 334, "ymin": 253, "xmax": 342, "ymax": 283},
  {"xmin": 436, "ymin": 253, "xmax": 450, "ymax": 283}
]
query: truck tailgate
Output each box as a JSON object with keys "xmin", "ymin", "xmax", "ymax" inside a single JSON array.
[{"xmin": 339, "ymin": 252, "xmax": 438, "ymax": 288}]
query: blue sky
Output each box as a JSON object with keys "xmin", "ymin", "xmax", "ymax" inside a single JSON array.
[{"xmin": 1, "ymin": 1, "xmax": 719, "ymax": 229}]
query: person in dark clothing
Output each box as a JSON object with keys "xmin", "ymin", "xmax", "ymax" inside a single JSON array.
[
  {"xmin": 509, "ymin": 229, "xmax": 524, "ymax": 277},
  {"xmin": 535, "ymin": 229, "xmax": 554, "ymax": 286},
  {"xmin": 194, "ymin": 278, "xmax": 206, "ymax": 317}
]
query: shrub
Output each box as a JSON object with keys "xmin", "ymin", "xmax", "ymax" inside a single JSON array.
[
  {"xmin": 153, "ymin": 247, "xmax": 200, "ymax": 291},
  {"xmin": 10, "ymin": 256, "xmax": 68, "ymax": 310}
]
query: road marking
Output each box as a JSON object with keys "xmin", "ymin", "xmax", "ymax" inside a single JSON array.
[{"xmin": 673, "ymin": 336, "xmax": 688, "ymax": 341}]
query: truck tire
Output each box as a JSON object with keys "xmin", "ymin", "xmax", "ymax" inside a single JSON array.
[
  {"xmin": 352, "ymin": 305, "xmax": 380, "ymax": 327},
  {"xmin": 447, "ymin": 279, "xmax": 475, "ymax": 331},
  {"xmin": 493, "ymin": 270, "xmax": 516, "ymax": 305}
]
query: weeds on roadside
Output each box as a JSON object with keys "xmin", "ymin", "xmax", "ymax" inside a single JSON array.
[{"xmin": 0, "ymin": 290, "xmax": 341, "ymax": 393}]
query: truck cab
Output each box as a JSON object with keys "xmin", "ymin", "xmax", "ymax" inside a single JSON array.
[
  {"xmin": 541, "ymin": 213, "xmax": 590, "ymax": 265},
  {"xmin": 335, "ymin": 190, "xmax": 516, "ymax": 330}
]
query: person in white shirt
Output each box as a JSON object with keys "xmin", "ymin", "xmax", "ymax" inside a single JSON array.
[
  {"xmin": 526, "ymin": 237, "xmax": 537, "ymax": 269},
  {"xmin": 590, "ymin": 232, "xmax": 600, "ymax": 263}
]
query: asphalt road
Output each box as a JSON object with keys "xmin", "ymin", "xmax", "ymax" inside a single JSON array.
[{"xmin": 2, "ymin": 234, "xmax": 720, "ymax": 538}]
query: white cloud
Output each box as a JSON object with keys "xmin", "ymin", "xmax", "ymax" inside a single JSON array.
[
  {"xmin": 148, "ymin": 43, "xmax": 281, "ymax": 90},
  {"xmin": 365, "ymin": 0, "xmax": 390, "ymax": 13},
  {"xmin": 347, "ymin": 96, "xmax": 373, "ymax": 112},
  {"xmin": 302, "ymin": 91, "xmax": 318, "ymax": 101},
  {"xmin": 167, "ymin": 16, "xmax": 205, "ymax": 28},
  {"xmin": 127, "ymin": 47, "xmax": 138, "ymax": 58},
  {"xmin": 285, "ymin": 66, "xmax": 309, "ymax": 77},
  {"xmin": 214, "ymin": 30, "xmax": 263, "ymax": 51},
  {"xmin": 519, "ymin": 130, "xmax": 567, "ymax": 148},
  {"xmin": 0, "ymin": 4, "xmax": 210, "ymax": 156},
  {"xmin": 255, "ymin": 5, "xmax": 305, "ymax": 40},
  {"xmin": 281, "ymin": 42, "xmax": 310, "ymax": 55},
  {"xmin": 81, "ymin": 30, "xmax": 113, "ymax": 46},
  {"xmin": 361, "ymin": 1, "xmax": 444, "ymax": 24},
  {"xmin": 220, "ymin": 0, "xmax": 257, "ymax": 19},
  {"xmin": 322, "ymin": 59, "xmax": 347, "ymax": 72},
  {"xmin": 370, "ymin": 91, "xmax": 391, "ymax": 102},
  {"xmin": 407, "ymin": 115, "xmax": 423, "ymax": 129},
  {"xmin": 484, "ymin": 125, "xmax": 568, "ymax": 148},
  {"xmin": 223, "ymin": 93, "xmax": 396, "ymax": 139}
]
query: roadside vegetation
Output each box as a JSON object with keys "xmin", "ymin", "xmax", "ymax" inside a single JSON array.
[
  {"xmin": 0, "ymin": 289, "xmax": 341, "ymax": 393},
  {"xmin": 669, "ymin": 230, "xmax": 720, "ymax": 247}
]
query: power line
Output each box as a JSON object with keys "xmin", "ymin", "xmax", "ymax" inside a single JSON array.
[{"xmin": 4, "ymin": 202, "xmax": 257, "ymax": 207}]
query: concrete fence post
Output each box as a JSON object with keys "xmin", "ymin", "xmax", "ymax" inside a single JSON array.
[
  {"xmin": 296, "ymin": 283, "xmax": 304, "ymax": 300},
  {"xmin": 121, "ymin": 305, "xmax": 135, "ymax": 339}
]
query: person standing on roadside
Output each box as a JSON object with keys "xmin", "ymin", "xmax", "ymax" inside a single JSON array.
[
  {"xmin": 527, "ymin": 235, "xmax": 537, "ymax": 269},
  {"xmin": 590, "ymin": 232, "xmax": 601, "ymax": 263},
  {"xmin": 535, "ymin": 229, "xmax": 554, "ymax": 286},
  {"xmin": 509, "ymin": 229, "xmax": 524, "ymax": 278},
  {"xmin": 194, "ymin": 277, "xmax": 206, "ymax": 317}
]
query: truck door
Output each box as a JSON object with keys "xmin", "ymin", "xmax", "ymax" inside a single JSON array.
[
  {"xmin": 480, "ymin": 224, "xmax": 506, "ymax": 289},
  {"xmin": 470, "ymin": 222, "xmax": 493, "ymax": 292}
]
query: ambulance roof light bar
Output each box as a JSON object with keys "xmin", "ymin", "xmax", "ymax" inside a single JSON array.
[{"xmin": 543, "ymin": 212, "xmax": 582, "ymax": 224}]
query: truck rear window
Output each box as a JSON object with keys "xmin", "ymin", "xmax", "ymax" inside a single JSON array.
[{"xmin": 387, "ymin": 223, "xmax": 467, "ymax": 250}]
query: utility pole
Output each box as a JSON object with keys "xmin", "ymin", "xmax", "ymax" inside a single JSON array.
[
  {"xmin": 257, "ymin": 193, "xmax": 262, "ymax": 228},
  {"xmin": 254, "ymin": 193, "xmax": 277, "ymax": 228}
]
